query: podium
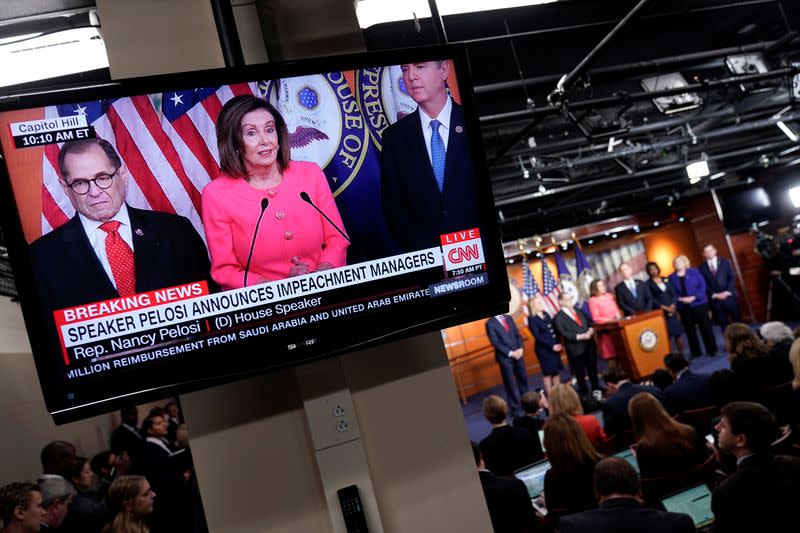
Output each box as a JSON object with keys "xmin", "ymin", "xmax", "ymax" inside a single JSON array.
[{"xmin": 594, "ymin": 310, "xmax": 670, "ymax": 380}]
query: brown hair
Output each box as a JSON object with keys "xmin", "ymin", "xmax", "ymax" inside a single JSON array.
[
  {"xmin": 58, "ymin": 138, "xmax": 121, "ymax": 179},
  {"xmin": 724, "ymin": 323, "xmax": 766, "ymax": 363},
  {"xmin": 216, "ymin": 95, "xmax": 291, "ymax": 178},
  {"xmin": 589, "ymin": 279, "xmax": 603, "ymax": 297},
  {"xmin": 482, "ymin": 395, "xmax": 508, "ymax": 425},
  {"xmin": 629, "ymin": 392, "xmax": 695, "ymax": 454},
  {"xmin": 789, "ymin": 338, "xmax": 800, "ymax": 391},
  {"xmin": 103, "ymin": 476, "xmax": 150, "ymax": 533},
  {"xmin": 543, "ymin": 413, "xmax": 601, "ymax": 473},
  {"xmin": 548, "ymin": 384, "xmax": 584, "ymax": 416}
]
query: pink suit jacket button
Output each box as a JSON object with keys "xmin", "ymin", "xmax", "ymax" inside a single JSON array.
[
  {"xmin": 283, "ymin": 231, "xmax": 294, "ymax": 240},
  {"xmin": 267, "ymin": 189, "xmax": 278, "ymax": 198},
  {"xmin": 275, "ymin": 211, "xmax": 286, "ymax": 220}
]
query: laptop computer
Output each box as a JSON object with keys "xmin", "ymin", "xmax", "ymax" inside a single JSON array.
[
  {"xmin": 661, "ymin": 483, "xmax": 714, "ymax": 529},
  {"xmin": 514, "ymin": 459, "xmax": 551, "ymax": 516},
  {"xmin": 612, "ymin": 447, "xmax": 640, "ymax": 473}
]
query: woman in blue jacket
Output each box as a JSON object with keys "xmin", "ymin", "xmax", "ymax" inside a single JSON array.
[
  {"xmin": 528, "ymin": 297, "xmax": 564, "ymax": 392},
  {"xmin": 668, "ymin": 255, "xmax": 718, "ymax": 359}
]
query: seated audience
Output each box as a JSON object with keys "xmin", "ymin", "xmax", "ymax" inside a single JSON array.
[
  {"xmin": 548, "ymin": 384, "xmax": 607, "ymax": 448},
  {"xmin": 0, "ymin": 482, "xmax": 43, "ymax": 533},
  {"xmin": 601, "ymin": 367, "xmax": 670, "ymax": 437},
  {"xmin": 37, "ymin": 477, "xmax": 75, "ymax": 530},
  {"xmin": 711, "ymin": 402, "xmax": 800, "ymax": 532},
  {"xmin": 102, "ymin": 476, "xmax": 155, "ymax": 533},
  {"xmin": 759, "ymin": 321, "xmax": 795, "ymax": 358},
  {"xmin": 542, "ymin": 413, "xmax": 601, "ymax": 516},
  {"xmin": 725, "ymin": 323, "xmax": 793, "ymax": 390},
  {"xmin": 480, "ymin": 395, "xmax": 543, "ymax": 476},
  {"xmin": 471, "ymin": 441, "xmax": 535, "ymax": 533},
  {"xmin": 628, "ymin": 392, "xmax": 706, "ymax": 478},
  {"xmin": 708, "ymin": 369, "xmax": 742, "ymax": 408},
  {"xmin": 651, "ymin": 369, "xmax": 673, "ymax": 391},
  {"xmin": 789, "ymin": 339, "xmax": 800, "ymax": 431},
  {"xmin": 662, "ymin": 352, "xmax": 713, "ymax": 412},
  {"xmin": 61, "ymin": 456, "xmax": 112, "ymax": 533},
  {"xmin": 40, "ymin": 440, "xmax": 77, "ymax": 479},
  {"xmin": 512, "ymin": 391, "xmax": 545, "ymax": 436},
  {"xmin": 558, "ymin": 457, "xmax": 694, "ymax": 533}
]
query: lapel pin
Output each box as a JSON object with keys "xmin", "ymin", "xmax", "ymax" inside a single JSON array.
[
  {"xmin": 135, "ymin": 228, "xmax": 144, "ymax": 236},
  {"xmin": 455, "ymin": 125, "xmax": 463, "ymax": 133}
]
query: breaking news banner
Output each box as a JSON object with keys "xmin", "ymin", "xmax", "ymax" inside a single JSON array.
[{"xmin": 52, "ymin": 238, "xmax": 488, "ymax": 380}]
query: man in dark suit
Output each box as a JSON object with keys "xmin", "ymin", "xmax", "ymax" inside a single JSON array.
[
  {"xmin": 712, "ymin": 402, "xmax": 800, "ymax": 533},
  {"xmin": 486, "ymin": 314, "xmax": 529, "ymax": 416},
  {"xmin": 109, "ymin": 406, "xmax": 144, "ymax": 471},
  {"xmin": 663, "ymin": 352, "xmax": 713, "ymax": 413},
  {"xmin": 613, "ymin": 262, "xmax": 653, "ymax": 316},
  {"xmin": 698, "ymin": 244, "xmax": 741, "ymax": 328},
  {"xmin": 601, "ymin": 367, "xmax": 671, "ymax": 436},
  {"xmin": 479, "ymin": 395, "xmax": 543, "ymax": 477},
  {"xmin": 559, "ymin": 457, "xmax": 694, "ymax": 533},
  {"xmin": 471, "ymin": 441, "xmax": 536, "ymax": 533},
  {"xmin": 380, "ymin": 60, "xmax": 480, "ymax": 252},
  {"xmin": 29, "ymin": 139, "xmax": 212, "ymax": 359},
  {"xmin": 553, "ymin": 292, "xmax": 600, "ymax": 396}
]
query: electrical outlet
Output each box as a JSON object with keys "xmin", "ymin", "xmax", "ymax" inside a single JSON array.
[
  {"xmin": 336, "ymin": 419, "xmax": 350, "ymax": 432},
  {"xmin": 332, "ymin": 403, "xmax": 345, "ymax": 417}
]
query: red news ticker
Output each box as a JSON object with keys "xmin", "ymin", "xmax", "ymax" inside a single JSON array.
[
  {"xmin": 53, "ymin": 281, "xmax": 209, "ymax": 365},
  {"xmin": 440, "ymin": 228, "xmax": 481, "ymax": 246}
]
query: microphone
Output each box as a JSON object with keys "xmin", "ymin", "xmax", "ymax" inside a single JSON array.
[
  {"xmin": 300, "ymin": 191, "xmax": 351, "ymax": 243},
  {"xmin": 243, "ymin": 198, "xmax": 269, "ymax": 287}
]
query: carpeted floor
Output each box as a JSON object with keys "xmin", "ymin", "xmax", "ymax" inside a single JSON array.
[{"xmin": 461, "ymin": 326, "xmax": 734, "ymax": 443}]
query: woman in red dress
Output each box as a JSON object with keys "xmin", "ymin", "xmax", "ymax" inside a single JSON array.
[{"xmin": 587, "ymin": 279, "xmax": 621, "ymax": 366}]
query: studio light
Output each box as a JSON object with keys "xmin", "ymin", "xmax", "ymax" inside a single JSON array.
[
  {"xmin": 588, "ymin": 239, "xmax": 594, "ymax": 244},
  {"xmin": 686, "ymin": 160, "xmax": 710, "ymax": 181},
  {"xmin": 679, "ymin": 217, "xmax": 686, "ymax": 222},
  {"xmin": 789, "ymin": 186, "xmax": 800, "ymax": 208},
  {"xmin": 654, "ymin": 221, "xmax": 660, "ymax": 227},
  {"xmin": 710, "ymin": 172, "xmax": 726, "ymax": 180},
  {"xmin": 776, "ymin": 121, "xmax": 799, "ymax": 142}
]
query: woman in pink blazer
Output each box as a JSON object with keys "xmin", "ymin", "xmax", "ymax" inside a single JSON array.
[
  {"xmin": 202, "ymin": 95, "xmax": 349, "ymax": 290},
  {"xmin": 587, "ymin": 279, "xmax": 621, "ymax": 363}
]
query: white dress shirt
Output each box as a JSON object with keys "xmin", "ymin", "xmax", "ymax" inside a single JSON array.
[
  {"xmin": 707, "ymin": 257, "xmax": 718, "ymax": 272},
  {"xmin": 626, "ymin": 279, "xmax": 637, "ymax": 293},
  {"xmin": 146, "ymin": 436, "xmax": 172, "ymax": 454},
  {"xmin": 418, "ymin": 96, "xmax": 453, "ymax": 166},
  {"xmin": 78, "ymin": 205, "xmax": 134, "ymax": 290}
]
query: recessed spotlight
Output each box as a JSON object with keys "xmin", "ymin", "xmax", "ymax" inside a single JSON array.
[
  {"xmin": 679, "ymin": 217, "xmax": 686, "ymax": 222},
  {"xmin": 612, "ymin": 233, "xmax": 618, "ymax": 238},
  {"xmin": 588, "ymin": 239, "xmax": 594, "ymax": 244},
  {"xmin": 654, "ymin": 221, "xmax": 660, "ymax": 227}
]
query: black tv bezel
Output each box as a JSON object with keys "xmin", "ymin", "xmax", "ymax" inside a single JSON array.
[{"xmin": 0, "ymin": 44, "xmax": 509, "ymax": 424}]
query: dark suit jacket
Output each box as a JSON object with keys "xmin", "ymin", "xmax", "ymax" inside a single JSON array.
[
  {"xmin": 614, "ymin": 279, "xmax": 654, "ymax": 316},
  {"xmin": 698, "ymin": 257, "xmax": 737, "ymax": 297},
  {"xmin": 486, "ymin": 316, "xmax": 524, "ymax": 360},
  {"xmin": 559, "ymin": 497, "xmax": 694, "ymax": 533},
  {"xmin": 712, "ymin": 454, "xmax": 800, "ymax": 533},
  {"xmin": 30, "ymin": 205, "xmax": 212, "ymax": 314},
  {"xmin": 479, "ymin": 425, "xmax": 543, "ymax": 477},
  {"xmin": 602, "ymin": 382, "xmax": 671, "ymax": 436},
  {"xmin": 380, "ymin": 102, "xmax": 480, "ymax": 252},
  {"xmin": 478, "ymin": 470, "xmax": 536, "ymax": 533},
  {"xmin": 552, "ymin": 307, "xmax": 594, "ymax": 357},
  {"xmin": 109, "ymin": 424, "xmax": 145, "ymax": 471},
  {"xmin": 664, "ymin": 370, "xmax": 713, "ymax": 413}
]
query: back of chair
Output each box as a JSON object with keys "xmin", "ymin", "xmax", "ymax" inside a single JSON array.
[
  {"xmin": 676, "ymin": 405, "xmax": 719, "ymax": 435},
  {"xmin": 641, "ymin": 454, "xmax": 716, "ymax": 503},
  {"xmin": 749, "ymin": 381, "xmax": 793, "ymax": 425}
]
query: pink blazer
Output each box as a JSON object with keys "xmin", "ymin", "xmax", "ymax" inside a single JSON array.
[
  {"xmin": 588, "ymin": 293, "xmax": 621, "ymax": 323},
  {"xmin": 201, "ymin": 161, "xmax": 349, "ymax": 289}
]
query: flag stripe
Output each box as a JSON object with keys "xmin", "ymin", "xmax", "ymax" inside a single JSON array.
[{"xmin": 168, "ymin": 114, "xmax": 220, "ymax": 181}]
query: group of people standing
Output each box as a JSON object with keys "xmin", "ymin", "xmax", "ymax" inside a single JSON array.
[{"xmin": 487, "ymin": 244, "xmax": 740, "ymax": 415}]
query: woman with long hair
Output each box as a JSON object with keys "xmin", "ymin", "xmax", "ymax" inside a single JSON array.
[
  {"xmin": 587, "ymin": 279, "xmax": 621, "ymax": 366},
  {"xmin": 102, "ymin": 476, "xmax": 155, "ymax": 533},
  {"xmin": 668, "ymin": 255, "xmax": 717, "ymax": 359},
  {"xmin": 548, "ymin": 384, "xmax": 607, "ymax": 448},
  {"xmin": 527, "ymin": 297, "xmax": 564, "ymax": 392},
  {"xmin": 645, "ymin": 261, "xmax": 686, "ymax": 352},
  {"xmin": 725, "ymin": 323, "xmax": 793, "ymax": 390},
  {"xmin": 628, "ymin": 392, "xmax": 704, "ymax": 478},
  {"xmin": 542, "ymin": 413, "xmax": 602, "ymax": 515}
]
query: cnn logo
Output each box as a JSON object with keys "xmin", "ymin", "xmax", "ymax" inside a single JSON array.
[{"xmin": 447, "ymin": 244, "xmax": 481, "ymax": 264}]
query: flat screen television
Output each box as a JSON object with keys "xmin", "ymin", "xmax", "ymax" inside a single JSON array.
[
  {"xmin": 0, "ymin": 45, "xmax": 509, "ymax": 423},
  {"xmin": 719, "ymin": 185, "xmax": 774, "ymax": 233}
]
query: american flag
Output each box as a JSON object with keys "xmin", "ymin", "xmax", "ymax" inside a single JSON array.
[
  {"xmin": 40, "ymin": 82, "xmax": 261, "ymax": 239},
  {"xmin": 540, "ymin": 257, "xmax": 561, "ymax": 316},
  {"xmin": 520, "ymin": 255, "xmax": 540, "ymax": 316}
]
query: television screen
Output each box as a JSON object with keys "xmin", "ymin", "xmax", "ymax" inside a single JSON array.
[
  {"xmin": 0, "ymin": 45, "xmax": 508, "ymax": 423},
  {"xmin": 719, "ymin": 185, "xmax": 774, "ymax": 232}
]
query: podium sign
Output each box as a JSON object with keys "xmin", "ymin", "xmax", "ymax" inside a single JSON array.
[{"xmin": 595, "ymin": 310, "xmax": 670, "ymax": 380}]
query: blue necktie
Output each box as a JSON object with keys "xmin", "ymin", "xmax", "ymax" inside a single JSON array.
[
  {"xmin": 430, "ymin": 119, "xmax": 446, "ymax": 192},
  {"xmin": 630, "ymin": 282, "xmax": 637, "ymax": 298}
]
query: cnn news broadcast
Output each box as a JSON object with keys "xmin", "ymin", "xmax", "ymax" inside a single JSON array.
[{"xmin": 0, "ymin": 49, "xmax": 507, "ymax": 422}]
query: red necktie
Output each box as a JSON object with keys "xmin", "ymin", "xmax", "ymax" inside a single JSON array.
[
  {"xmin": 572, "ymin": 308, "xmax": 583, "ymax": 327},
  {"xmin": 711, "ymin": 262, "xmax": 717, "ymax": 276},
  {"xmin": 501, "ymin": 316, "xmax": 510, "ymax": 333},
  {"xmin": 100, "ymin": 221, "xmax": 136, "ymax": 296}
]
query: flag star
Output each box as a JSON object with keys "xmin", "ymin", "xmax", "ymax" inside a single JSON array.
[
  {"xmin": 170, "ymin": 93, "xmax": 184, "ymax": 107},
  {"xmin": 74, "ymin": 104, "xmax": 87, "ymax": 116}
]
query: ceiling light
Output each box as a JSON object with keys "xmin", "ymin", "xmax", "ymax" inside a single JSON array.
[
  {"xmin": 686, "ymin": 160, "xmax": 710, "ymax": 180},
  {"xmin": 612, "ymin": 233, "xmax": 618, "ymax": 239},
  {"xmin": 710, "ymin": 172, "xmax": 726, "ymax": 180},
  {"xmin": 523, "ymin": 169, "xmax": 530, "ymax": 179},
  {"xmin": 538, "ymin": 184, "xmax": 546, "ymax": 194},
  {"xmin": 588, "ymin": 239, "xmax": 594, "ymax": 244},
  {"xmin": 679, "ymin": 217, "xmax": 686, "ymax": 222},
  {"xmin": 654, "ymin": 221, "xmax": 660, "ymax": 227},
  {"xmin": 789, "ymin": 186, "xmax": 800, "ymax": 208},
  {"xmin": 777, "ymin": 121, "xmax": 799, "ymax": 142}
]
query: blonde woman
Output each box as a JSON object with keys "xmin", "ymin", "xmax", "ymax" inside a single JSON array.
[
  {"xmin": 527, "ymin": 297, "xmax": 564, "ymax": 392},
  {"xmin": 102, "ymin": 476, "xmax": 155, "ymax": 533},
  {"xmin": 668, "ymin": 255, "xmax": 717, "ymax": 359},
  {"xmin": 548, "ymin": 384, "xmax": 607, "ymax": 448}
]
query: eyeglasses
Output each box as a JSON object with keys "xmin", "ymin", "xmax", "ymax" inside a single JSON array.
[{"xmin": 64, "ymin": 168, "xmax": 119, "ymax": 195}]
